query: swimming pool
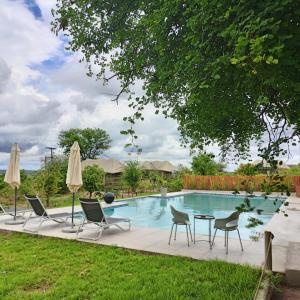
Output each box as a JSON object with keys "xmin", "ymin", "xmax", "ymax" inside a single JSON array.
[{"xmin": 104, "ymin": 193, "xmax": 284, "ymax": 240}]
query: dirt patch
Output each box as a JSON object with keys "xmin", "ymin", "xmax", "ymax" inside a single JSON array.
[
  {"xmin": 272, "ymin": 285, "xmax": 300, "ymax": 300},
  {"xmin": 0, "ymin": 229, "xmax": 15, "ymax": 236},
  {"xmin": 22, "ymin": 281, "xmax": 51, "ymax": 293}
]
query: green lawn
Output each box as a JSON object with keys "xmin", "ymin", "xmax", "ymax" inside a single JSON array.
[
  {"xmin": 46, "ymin": 192, "xmax": 159, "ymax": 208},
  {"xmin": 0, "ymin": 192, "xmax": 159, "ymax": 210},
  {"xmin": 0, "ymin": 231, "xmax": 260, "ymax": 300}
]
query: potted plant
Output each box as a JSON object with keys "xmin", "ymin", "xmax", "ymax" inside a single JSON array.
[{"xmin": 159, "ymin": 177, "xmax": 168, "ymax": 197}]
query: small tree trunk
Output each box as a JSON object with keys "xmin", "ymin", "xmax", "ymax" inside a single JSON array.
[
  {"xmin": 46, "ymin": 195, "xmax": 49, "ymax": 208},
  {"xmin": 89, "ymin": 191, "xmax": 92, "ymax": 199}
]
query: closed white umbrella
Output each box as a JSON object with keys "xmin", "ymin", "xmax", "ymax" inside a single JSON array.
[
  {"xmin": 4, "ymin": 143, "xmax": 23, "ymax": 224},
  {"xmin": 63, "ymin": 141, "xmax": 82, "ymax": 232}
]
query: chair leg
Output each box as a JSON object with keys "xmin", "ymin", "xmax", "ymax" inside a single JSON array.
[
  {"xmin": 185, "ymin": 225, "xmax": 189, "ymax": 247},
  {"xmin": 237, "ymin": 228, "xmax": 244, "ymax": 251},
  {"xmin": 37, "ymin": 218, "xmax": 45, "ymax": 233},
  {"xmin": 22, "ymin": 212, "xmax": 33, "ymax": 231},
  {"xmin": 174, "ymin": 224, "xmax": 177, "ymax": 240},
  {"xmin": 168, "ymin": 223, "xmax": 174, "ymax": 245},
  {"xmin": 95, "ymin": 226, "xmax": 104, "ymax": 240},
  {"xmin": 76, "ymin": 219, "xmax": 84, "ymax": 239},
  {"xmin": 188, "ymin": 225, "xmax": 193, "ymax": 242},
  {"xmin": 226, "ymin": 231, "xmax": 229, "ymax": 254},
  {"xmin": 212, "ymin": 229, "xmax": 217, "ymax": 246}
]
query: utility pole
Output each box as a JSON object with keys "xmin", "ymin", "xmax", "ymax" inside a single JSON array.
[{"xmin": 45, "ymin": 147, "xmax": 56, "ymax": 162}]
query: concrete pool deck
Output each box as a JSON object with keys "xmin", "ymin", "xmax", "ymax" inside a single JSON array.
[{"xmin": 0, "ymin": 190, "xmax": 299, "ymax": 273}]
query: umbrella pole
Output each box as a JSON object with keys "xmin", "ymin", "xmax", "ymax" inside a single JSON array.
[
  {"xmin": 71, "ymin": 192, "xmax": 75, "ymax": 228},
  {"xmin": 14, "ymin": 186, "xmax": 17, "ymax": 220}
]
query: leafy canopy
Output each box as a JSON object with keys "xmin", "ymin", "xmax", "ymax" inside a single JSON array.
[
  {"xmin": 191, "ymin": 153, "xmax": 221, "ymax": 176},
  {"xmin": 122, "ymin": 161, "xmax": 142, "ymax": 193},
  {"xmin": 82, "ymin": 165, "xmax": 105, "ymax": 198},
  {"xmin": 52, "ymin": 0, "xmax": 300, "ymax": 160},
  {"xmin": 32, "ymin": 162, "xmax": 62, "ymax": 207},
  {"xmin": 58, "ymin": 128, "xmax": 111, "ymax": 160},
  {"xmin": 236, "ymin": 163, "xmax": 258, "ymax": 176}
]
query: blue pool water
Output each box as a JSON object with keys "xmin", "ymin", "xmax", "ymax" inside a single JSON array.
[{"xmin": 104, "ymin": 193, "xmax": 284, "ymax": 240}]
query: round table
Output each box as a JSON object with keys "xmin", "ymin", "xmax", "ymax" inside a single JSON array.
[{"xmin": 193, "ymin": 214, "xmax": 215, "ymax": 249}]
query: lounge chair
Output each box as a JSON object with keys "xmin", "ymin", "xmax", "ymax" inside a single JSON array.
[
  {"xmin": 211, "ymin": 211, "xmax": 243, "ymax": 254},
  {"xmin": 23, "ymin": 195, "xmax": 71, "ymax": 233},
  {"xmin": 77, "ymin": 198, "xmax": 131, "ymax": 240},
  {"xmin": 168, "ymin": 205, "xmax": 193, "ymax": 246},
  {"xmin": 0, "ymin": 204, "xmax": 31, "ymax": 217}
]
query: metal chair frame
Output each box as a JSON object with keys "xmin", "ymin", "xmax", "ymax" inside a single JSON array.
[
  {"xmin": 211, "ymin": 211, "xmax": 244, "ymax": 254},
  {"xmin": 23, "ymin": 195, "xmax": 70, "ymax": 233},
  {"xmin": 168, "ymin": 205, "xmax": 193, "ymax": 246},
  {"xmin": 77, "ymin": 199, "xmax": 131, "ymax": 241}
]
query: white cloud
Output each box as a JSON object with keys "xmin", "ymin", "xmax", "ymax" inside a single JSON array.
[{"xmin": 0, "ymin": 0, "xmax": 299, "ymax": 172}]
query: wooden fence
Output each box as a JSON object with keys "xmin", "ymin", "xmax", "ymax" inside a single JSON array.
[{"xmin": 183, "ymin": 175, "xmax": 300, "ymax": 192}]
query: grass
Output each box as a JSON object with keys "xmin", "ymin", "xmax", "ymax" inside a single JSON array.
[
  {"xmin": 0, "ymin": 231, "xmax": 260, "ymax": 300},
  {"xmin": 0, "ymin": 192, "xmax": 159, "ymax": 210},
  {"xmin": 47, "ymin": 192, "xmax": 159, "ymax": 208}
]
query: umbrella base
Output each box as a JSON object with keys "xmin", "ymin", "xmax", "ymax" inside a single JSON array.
[
  {"xmin": 5, "ymin": 216, "xmax": 25, "ymax": 225},
  {"xmin": 62, "ymin": 226, "xmax": 83, "ymax": 233}
]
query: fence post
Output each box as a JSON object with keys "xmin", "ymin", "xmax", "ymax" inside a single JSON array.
[{"xmin": 264, "ymin": 231, "xmax": 274, "ymax": 271}]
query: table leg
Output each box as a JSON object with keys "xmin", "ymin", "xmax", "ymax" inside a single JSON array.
[
  {"xmin": 209, "ymin": 219, "xmax": 212, "ymax": 249},
  {"xmin": 193, "ymin": 217, "xmax": 195, "ymax": 244}
]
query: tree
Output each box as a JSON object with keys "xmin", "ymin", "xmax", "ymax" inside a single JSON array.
[
  {"xmin": 122, "ymin": 161, "xmax": 142, "ymax": 194},
  {"xmin": 191, "ymin": 154, "xmax": 219, "ymax": 175},
  {"xmin": 19, "ymin": 170, "xmax": 35, "ymax": 197},
  {"xmin": 53, "ymin": 1, "xmax": 300, "ymax": 161},
  {"xmin": 50, "ymin": 156, "xmax": 69, "ymax": 193},
  {"xmin": 82, "ymin": 165, "xmax": 105, "ymax": 199},
  {"xmin": 58, "ymin": 128, "xmax": 111, "ymax": 160},
  {"xmin": 32, "ymin": 163, "xmax": 61, "ymax": 207},
  {"xmin": 281, "ymin": 165, "xmax": 300, "ymax": 176},
  {"xmin": 236, "ymin": 163, "xmax": 258, "ymax": 176}
]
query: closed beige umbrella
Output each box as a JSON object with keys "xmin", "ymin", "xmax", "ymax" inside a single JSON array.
[
  {"xmin": 4, "ymin": 143, "xmax": 23, "ymax": 224},
  {"xmin": 63, "ymin": 141, "xmax": 82, "ymax": 233}
]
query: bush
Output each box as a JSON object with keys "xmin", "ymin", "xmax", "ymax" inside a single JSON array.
[
  {"xmin": 122, "ymin": 161, "xmax": 142, "ymax": 194},
  {"xmin": 82, "ymin": 165, "xmax": 105, "ymax": 198},
  {"xmin": 165, "ymin": 176, "xmax": 183, "ymax": 192},
  {"xmin": 32, "ymin": 163, "xmax": 62, "ymax": 207},
  {"xmin": 191, "ymin": 154, "xmax": 219, "ymax": 175},
  {"xmin": 236, "ymin": 163, "xmax": 258, "ymax": 176}
]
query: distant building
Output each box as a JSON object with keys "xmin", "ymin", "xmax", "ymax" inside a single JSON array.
[
  {"xmin": 81, "ymin": 158, "xmax": 177, "ymax": 188},
  {"xmin": 82, "ymin": 158, "xmax": 124, "ymax": 188},
  {"xmin": 139, "ymin": 160, "xmax": 176, "ymax": 177},
  {"xmin": 251, "ymin": 159, "xmax": 290, "ymax": 173}
]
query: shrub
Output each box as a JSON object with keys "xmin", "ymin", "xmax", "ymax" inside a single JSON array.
[
  {"xmin": 82, "ymin": 165, "xmax": 105, "ymax": 198},
  {"xmin": 236, "ymin": 163, "xmax": 258, "ymax": 176},
  {"xmin": 191, "ymin": 154, "xmax": 219, "ymax": 175},
  {"xmin": 122, "ymin": 161, "xmax": 142, "ymax": 194}
]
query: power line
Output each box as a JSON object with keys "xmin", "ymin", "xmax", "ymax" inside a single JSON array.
[{"xmin": 45, "ymin": 147, "xmax": 56, "ymax": 161}]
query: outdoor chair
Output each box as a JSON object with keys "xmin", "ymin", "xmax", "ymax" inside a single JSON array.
[
  {"xmin": 211, "ymin": 211, "xmax": 243, "ymax": 254},
  {"xmin": 168, "ymin": 205, "xmax": 193, "ymax": 246},
  {"xmin": 77, "ymin": 198, "xmax": 131, "ymax": 241},
  {"xmin": 0, "ymin": 203, "xmax": 31, "ymax": 217},
  {"xmin": 23, "ymin": 195, "xmax": 71, "ymax": 233}
]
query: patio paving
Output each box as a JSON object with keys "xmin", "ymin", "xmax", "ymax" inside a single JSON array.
[{"xmin": 0, "ymin": 191, "xmax": 299, "ymax": 274}]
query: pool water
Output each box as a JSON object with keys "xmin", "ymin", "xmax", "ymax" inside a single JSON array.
[{"xmin": 104, "ymin": 193, "xmax": 284, "ymax": 240}]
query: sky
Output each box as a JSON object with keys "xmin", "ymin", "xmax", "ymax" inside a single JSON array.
[{"xmin": 0, "ymin": 0, "xmax": 299, "ymax": 171}]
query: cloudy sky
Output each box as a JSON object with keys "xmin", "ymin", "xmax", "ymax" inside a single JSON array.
[{"xmin": 0, "ymin": 0, "xmax": 299, "ymax": 171}]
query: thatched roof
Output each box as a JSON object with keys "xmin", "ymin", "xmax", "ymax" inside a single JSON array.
[
  {"xmin": 252, "ymin": 159, "xmax": 290, "ymax": 169},
  {"xmin": 139, "ymin": 160, "xmax": 176, "ymax": 173},
  {"xmin": 82, "ymin": 158, "xmax": 176, "ymax": 174},
  {"xmin": 82, "ymin": 158, "xmax": 124, "ymax": 174}
]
